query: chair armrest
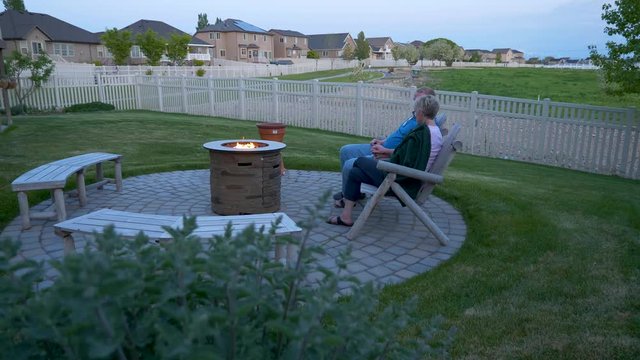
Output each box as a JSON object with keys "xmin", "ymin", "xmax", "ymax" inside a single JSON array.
[{"xmin": 376, "ymin": 161, "xmax": 443, "ymax": 184}]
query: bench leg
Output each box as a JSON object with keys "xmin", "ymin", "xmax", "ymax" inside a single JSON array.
[
  {"xmin": 96, "ymin": 163, "xmax": 104, "ymax": 190},
  {"xmin": 53, "ymin": 188, "xmax": 67, "ymax": 222},
  {"xmin": 76, "ymin": 170, "xmax": 87, "ymax": 206},
  {"xmin": 114, "ymin": 158, "xmax": 123, "ymax": 192},
  {"xmin": 17, "ymin": 191, "xmax": 31, "ymax": 230},
  {"xmin": 55, "ymin": 229, "xmax": 76, "ymax": 255},
  {"xmin": 286, "ymin": 232, "xmax": 302, "ymax": 266}
]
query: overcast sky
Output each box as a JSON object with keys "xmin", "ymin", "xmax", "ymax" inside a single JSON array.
[{"xmin": 24, "ymin": 0, "xmax": 617, "ymax": 59}]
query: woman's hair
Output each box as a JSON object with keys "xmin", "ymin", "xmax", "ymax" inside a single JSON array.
[{"xmin": 414, "ymin": 95, "xmax": 439, "ymax": 120}]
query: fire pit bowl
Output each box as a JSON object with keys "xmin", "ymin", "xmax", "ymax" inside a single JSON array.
[{"xmin": 203, "ymin": 139, "xmax": 286, "ymax": 215}]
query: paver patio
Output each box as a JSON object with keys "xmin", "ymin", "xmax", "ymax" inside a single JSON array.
[{"xmin": 1, "ymin": 169, "xmax": 466, "ymax": 290}]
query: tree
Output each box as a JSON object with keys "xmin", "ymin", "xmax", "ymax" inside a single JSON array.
[
  {"xmin": 422, "ymin": 38, "xmax": 463, "ymax": 67},
  {"xmin": 469, "ymin": 51, "xmax": 482, "ymax": 62},
  {"xmin": 136, "ymin": 29, "xmax": 165, "ymax": 66},
  {"xmin": 391, "ymin": 45, "xmax": 403, "ymax": 62},
  {"xmin": 589, "ymin": 0, "xmax": 640, "ymax": 94},
  {"xmin": 342, "ymin": 44, "xmax": 355, "ymax": 60},
  {"xmin": 4, "ymin": 51, "xmax": 54, "ymax": 110},
  {"xmin": 101, "ymin": 28, "xmax": 133, "ymax": 65},
  {"xmin": 306, "ymin": 50, "xmax": 320, "ymax": 59},
  {"xmin": 354, "ymin": 31, "xmax": 370, "ymax": 61},
  {"xmin": 2, "ymin": 0, "xmax": 25, "ymax": 11},
  {"xmin": 526, "ymin": 57, "xmax": 541, "ymax": 64},
  {"xmin": 401, "ymin": 45, "xmax": 419, "ymax": 65},
  {"xmin": 166, "ymin": 33, "xmax": 191, "ymax": 65},
  {"xmin": 495, "ymin": 53, "xmax": 502, "ymax": 63},
  {"xmin": 196, "ymin": 13, "xmax": 209, "ymax": 31}
]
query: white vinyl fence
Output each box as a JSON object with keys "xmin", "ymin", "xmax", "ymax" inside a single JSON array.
[{"xmin": 1, "ymin": 74, "xmax": 638, "ymax": 179}]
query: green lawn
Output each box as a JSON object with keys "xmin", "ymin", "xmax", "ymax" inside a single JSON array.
[
  {"xmin": 275, "ymin": 68, "xmax": 352, "ymax": 81},
  {"xmin": 422, "ymin": 67, "xmax": 640, "ymax": 108},
  {"xmin": 1, "ymin": 111, "xmax": 638, "ymax": 358}
]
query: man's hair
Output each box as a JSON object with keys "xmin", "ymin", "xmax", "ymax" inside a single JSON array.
[
  {"xmin": 415, "ymin": 87, "xmax": 436, "ymax": 98},
  {"xmin": 414, "ymin": 95, "xmax": 439, "ymax": 120}
]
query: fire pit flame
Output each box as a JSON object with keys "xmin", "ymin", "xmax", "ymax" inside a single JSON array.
[{"xmin": 233, "ymin": 142, "xmax": 257, "ymax": 149}]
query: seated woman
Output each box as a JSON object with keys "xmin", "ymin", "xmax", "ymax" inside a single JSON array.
[{"xmin": 327, "ymin": 95, "xmax": 443, "ymax": 227}]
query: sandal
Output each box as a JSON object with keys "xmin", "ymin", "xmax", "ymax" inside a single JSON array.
[
  {"xmin": 326, "ymin": 216, "xmax": 353, "ymax": 227},
  {"xmin": 333, "ymin": 192, "xmax": 366, "ymax": 208}
]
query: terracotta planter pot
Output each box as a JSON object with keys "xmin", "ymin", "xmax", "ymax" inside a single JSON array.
[{"xmin": 256, "ymin": 122, "xmax": 286, "ymax": 142}]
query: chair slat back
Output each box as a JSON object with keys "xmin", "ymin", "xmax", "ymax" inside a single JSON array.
[{"xmin": 414, "ymin": 124, "xmax": 462, "ymax": 204}]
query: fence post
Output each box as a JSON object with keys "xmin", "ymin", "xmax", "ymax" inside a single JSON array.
[
  {"xmin": 619, "ymin": 107, "xmax": 635, "ymax": 177},
  {"xmin": 53, "ymin": 75, "xmax": 62, "ymax": 109},
  {"xmin": 272, "ymin": 77, "xmax": 279, "ymax": 122},
  {"xmin": 96, "ymin": 73, "xmax": 105, "ymax": 103},
  {"xmin": 312, "ymin": 79, "xmax": 320, "ymax": 129},
  {"xmin": 208, "ymin": 77, "xmax": 216, "ymax": 116},
  {"xmin": 156, "ymin": 76, "xmax": 164, "ymax": 112},
  {"xmin": 134, "ymin": 75, "xmax": 142, "ymax": 110},
  {"xmin": 469, "ymin": 91, "xmax": 478, "ymax": 155},
  {"xmin": 181, "ymin": 76, "xmax": 188, "ymax": 113},
  {"xmin": 239, "ymin": 78, "xmax": 246, "ymax": 120},
  {"xmin": 356, "ymin": 81, "xmax": 364, "ymax": 136}
]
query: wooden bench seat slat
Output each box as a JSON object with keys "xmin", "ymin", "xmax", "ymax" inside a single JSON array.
[
  {"xmin": 50, "ymin": 152, "xmax": 120, "ymax": 168},
  {"xmin": 12, "ymin": 165, "xmax": 73, "ymax": 191}
]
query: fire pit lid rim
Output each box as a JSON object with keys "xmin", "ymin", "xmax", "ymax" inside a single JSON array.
[{"xmin": 203, "ymin": 139, "xmax": 286, "ymax": 153}]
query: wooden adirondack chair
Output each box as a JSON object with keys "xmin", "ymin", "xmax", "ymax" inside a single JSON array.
[{"xmin": 346, "ymin": 124, "xmax": 462, "ymax": 245}]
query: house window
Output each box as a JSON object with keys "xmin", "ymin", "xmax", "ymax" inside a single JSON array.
[
  {"xmin": 216, "ymin": 32, "xmax": 221, "ymax": 39},
  {"xmin": 209, "ymin": 33, "xmax": 214, "ymax": 39},
  {"xmin": 294, "ymin": 38, "xmax": 298, "ymax": 44},
  {"xmin": 304, "ymin": 38, "xmax": 307, "ymax": 45},
  {"xmin": 283, "ymin": 36, "xmax": 287, "ymax": 43},
  {"xmin": 53, "ymin": 43, "xmax": 75, "ymax": 57},
  {"xmin": 322, "ymin": 51, "xmax": 328, "ymax": 57},
  {"xmin": 280, "ymin": 37, "xmax": 284, "ymax": 43},
  {"xmin": 253, "ymin": 34, "xmax": 257, "ymax": 41},
  {"xmin": 263, "ymin": 35, "xmax": 267, "ymax": 42},
  {"xmin": 97, "ymin": 46, "xmax": 112, "ymax": 58},
  {"xmin": 243, "ymin": 34, "xmax": 247, "ymax": 40},
  {"xmin": 131, "ymin": 45, "xmax": 142, "ymax": 58},
  {"xmin": 19, "ymin": 41, "xmax": 28, "ymax": 55},
  {"xmin": 241, "ymin": 48, "xmax": 247, "ymax": 57},
  {"xmin": 220, "ymin": 49, "xmax": 226, "ymax": 57},
  {"xmin": 31, "ymin": 41, "xmax": 44, "ymax": 54},
  {"xmin": 287, "ymin": 49, "xmax": 292, "ymax": 57}
]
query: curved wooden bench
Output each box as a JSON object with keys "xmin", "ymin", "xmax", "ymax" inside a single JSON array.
[
  {"xmin": 54, "ymin": 209, "xmax": 302, "ymax": 263},
  {"xmin": 11, "ymin": 152, "xmax": 123, "ymax": 229}
]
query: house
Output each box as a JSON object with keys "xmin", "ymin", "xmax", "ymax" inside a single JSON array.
[
  {"xmin": 268, "ymin": 29, "xmax": 308, "ymax": 59},
  {"xmin": 366, "ymin": 37, "xmax": 394, "ymax": 60},
  {"xmin": 307, "ymin": 33, "xmax": 356, "ymax": 59},
  {"xmin": 0, "ymin": 9, "xmax": 101, "ymax": 63},
  {"xmin": 492, "ymin": 48, "xmax": 526, "ymax": 63},
  {"xmin": 464, "ymin": 49, "xmax": 493, "ymax": 62},
  {"xmin": 410, "ymin": 40, "xmax": 424, "ymax": 49},
  {"xmin": 119, "ymin": 19, "xmax": 213, "ymax": 65},
  {"xmin": 195, "ymin": 18, "xmax": 274, "ymax": 63}
]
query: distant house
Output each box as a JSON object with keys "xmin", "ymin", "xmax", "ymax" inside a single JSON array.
[
  {"xmin": 119, "ymin": 19, "xmax": 213, "ymax": 65},
  {"xmin": 0, "ymin": 9, "xmax": 100, "ymax": 63},
  {"xmin": 307, "ymin": 33, "xmax": 356, "ymax": 59},
  {"xmin": 410, "ymin": 40, "xmax": 424, "ymax": 48},
  {"xmin": 464, "ymin": 49, "xmax": 493, "ymax": 62},
  {"xmin": 268, "ymin": 29, "xmax": 308, "ymax": 59},
  {"xmin": 195, "ymin": 18, "xmax": 274, "ymax": 63},
  {"xmin": 492, "ymin": 48, "xmax": 526, "ymax": 63},
  {"xmin": 366, "ymin": 37, "xmax": 394, "ymax": 60}
]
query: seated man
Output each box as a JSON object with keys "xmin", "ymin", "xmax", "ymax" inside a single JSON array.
[
  {"xmin": 328, "ymin": 95, "xmax": 444, "ymax": 226},
  {"xmin": 334, "ymin": 87, "xmax": 446, "ymax": 207}
]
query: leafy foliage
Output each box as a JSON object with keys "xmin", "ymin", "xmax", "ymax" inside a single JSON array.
[
  {"xmin": 196, "ymin": 13, "xmax": 209, "ymax": 31},
  {"xmin": 166, "ymin": 33, "xmax": 191, "ymax": 65},
  {"xmin": 399, "ymin": 45, "xmax": 419, "ymax": 65},
  {"xmin": 195, "ymin": 68, "xmax": 206, "ymax": 77},
  {"xmin": 495, "ymin": 53, "xmax": 502, "ymax": 63},
  {"xmin": 64, "ymin": 102, "xmax": 116, "ymax": 113},
  {"xmin": 422, "ymin": 38, "xmax": 463, "ymax": 67},
  {"xmin": 3, "ymin": 51, "xmax": 54, "ymax": 109},
  {"xmin": 135, "ymin": 29, "xmax": 165, "ymax": 66},
  {"xmin": 469, "ymin": 51, "xmax": 482, "ymax": 63},
  {"xmin": 391, "ymin": 45, "xmax": 403, "ymax": 62},
  {"xmin": 342, "ymin": 44, "xmax": 354, "ymax": 60},
  {"xmin": 589, "ymin": 0, "xmax": 640, "ymax": 94},
  {"xmin": 306, "ymin": 50, "xmax": 320, "ymax": 59},
  {"xmin": 354, "ymin": 31, "xmax": 370, "ymax": 61},
  {"xmin": 2, "ymin": 0, "xmax": 25, "ymax": 11},
  {"xmin": 0, "ymin": 202, "xmax": 454, "ymax": 359},
  {"xmin": 101, "ymin": 28, "xmax": 133, "ymax": 65}
]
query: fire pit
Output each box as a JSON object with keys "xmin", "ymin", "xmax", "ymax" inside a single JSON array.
[{"xmin": 203, "ymin": 139, "xmax": 286, "ymax": 215}]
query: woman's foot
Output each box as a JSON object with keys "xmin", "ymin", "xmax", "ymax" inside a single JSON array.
[{"xmin": 326, "ymin": 216, "xmax": 353, "ymax": 227}]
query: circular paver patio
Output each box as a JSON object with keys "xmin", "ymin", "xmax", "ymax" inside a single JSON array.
[{"xmin": 1, "ymin": 170, "xmax": 466, "ymax": 290}]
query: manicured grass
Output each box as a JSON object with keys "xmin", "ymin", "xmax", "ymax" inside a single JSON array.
[
  {"xmin": 275, "ymin": 68, "xmax": 352, "ymax": 81},
  {"xmin": 1, "ymin": 111, "xmax": 638, "ymax": 358},
  {"xmin": 422, "ymin": 67, "xmax": 640, "ymax": 108},
  {"xmin": 322, "ymin": 71, "xmax": 384, "ymax": 83}
]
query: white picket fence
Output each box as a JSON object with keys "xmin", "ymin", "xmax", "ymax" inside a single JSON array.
[{"xmin": 1, "ymin": 74, "xmax": 638, "ymax": 179}]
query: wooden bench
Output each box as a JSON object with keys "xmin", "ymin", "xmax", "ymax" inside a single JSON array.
[
  {"xmin": 54, "ymin": 209, "xmax": 302, "ymax": 263},
  {"xmin": 11, "ymin": 152, "xmax": 123, "ymax": 229}
]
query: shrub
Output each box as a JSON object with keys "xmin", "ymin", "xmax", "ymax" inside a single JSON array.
[
  {"xmin": 145, "ymin": 69, "xmax": 153, "ymax": 76},
  {"xmin": 0, "ymin": 103, "xmax": 36, "ymax": 115},
  {"xmin": 195, "ymin": 68, "xmax": 206, "ymax": 77},
  {"xmin": 64, "ymin": 102, "xmax": 116, "ymax": 113},
  {"xmin": 92, "ymin": 60, "xmax": 103, "ymax": 66},
  {"xmin": 0, "ymin": 200, "xmax": 454, "ymax": 359},
  {"xmin": 193, "ymin": 59, "xmax": 205, "ymax": 66}
]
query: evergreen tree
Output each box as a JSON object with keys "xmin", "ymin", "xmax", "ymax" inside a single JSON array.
[
  {"xmin": 196, "ymin": 13, "xmax": 209, "ymax": 31},
  {"xmin": 3, "ymin": 0, "xmax": 25, "ymax": 11},
  {"xmin": 354, "ymin": 31, "xmax": 370, "ymax": 61}
]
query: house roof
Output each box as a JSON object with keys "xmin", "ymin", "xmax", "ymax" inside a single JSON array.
[
  {"xmin": 465, "ymin": 49, "xmax": 490, "ymax": 53},
  {"xmin": 268, "ymin": 29, "xmax": 306, "ymax": 37},
  {"xmin": 121, "ymin": 19, "xmax": 211, "ymax": 47},
  {"xmin": 198, "ymin": 18, "xmax": 268, "ymax": 35},
  {"xmin": 308, "ymin": 33, "xmax": 350, "ymax": 50},
  {"xmin": 410, "ymin": 40, "xmax": 424, "ymax": 48},
  {"xmin": 492, "ymin": 48, "xmax": 512, "ymax": 53},
  {"xmin": 0, "ymin": 9, "xmax": 100, "ymax": 44},
  {"xmin": 366, "ymin": 37, "xmax": 392, "ymax": 52}
]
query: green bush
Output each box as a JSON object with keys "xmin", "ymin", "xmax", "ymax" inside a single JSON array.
[
  {"xmin": 0, "ymin": 104, "xmax": 32, "ymax": 115},
  {"xmin": 195, "ymin": 68, "xmax": 206, "ymax": 77},
  {"xmin": 0, "ymin": 202, "xmax": 454, "ymax": 359},
  {"xmin": 145, "ymin": 69, "xmax": 153, "ymax": 76},
  {"xmin": 193, "ymin": 59, "xmax": 205, "ymax": 66},
  {"xmin": 64, "ymin": 102, "xmax": 116, "ymax": 113}
]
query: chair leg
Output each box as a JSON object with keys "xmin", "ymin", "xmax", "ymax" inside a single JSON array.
[
  {"xmin": 76, "ymin": 170, "xmax": 87, "ymax": 206},
  {"xmin": 114, "ymin": 158, "xmax": 123, "ymax": 192},
  {"xmin": 53, "ymin": 188, "xmax": 67, "ymax": 222},
  {"xmin": 55, "ymin": 229, "xmax": 76, "ymax": 255},
  {"xmin": 390, "ymin": 183, "xmax": 449, "ymax": 246},
  {"xmin": 347, "ymin": 174, "xmax": 396, "ymax": 240},
  {"xmin": 17, "ymin": 191, "xmax": 31, "ymax": 230}
]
